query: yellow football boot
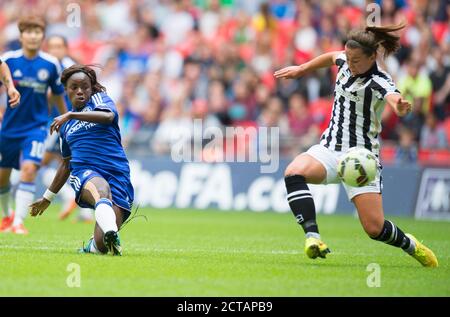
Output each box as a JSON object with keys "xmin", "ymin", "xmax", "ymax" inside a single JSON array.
[
  {"xmin": 305, "ymin": 237, "xmax": 331, "ymax": 259},
  {"xmin": 406, "ymin": 234, "xmax": 438, "ymax": 268}
]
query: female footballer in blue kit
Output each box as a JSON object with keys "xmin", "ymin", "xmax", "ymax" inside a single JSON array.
[
  {"xmin": 30, "ymin": 65, "xmax": 134, "ymax": 256},
  {"xmin": 0, "ymin": 16, "xmax": 67, "ymax": 235}
]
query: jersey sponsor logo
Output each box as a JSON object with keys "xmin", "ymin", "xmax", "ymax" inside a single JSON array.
[
  {"xmin": 37, "ymin": 69, "xmax": 49, "ymax": 81},
  {"xmin": 67, "ymin": 120, "xmax": 98, "ymax": 135},
  {"xmin": 335, "ymin": 84, "xmax": 361, "ymax": 102},
  {"xmin": 16, "ymin": 79, "xmax": 47, "ymax": 93}
]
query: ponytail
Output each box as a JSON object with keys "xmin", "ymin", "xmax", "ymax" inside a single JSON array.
[{"xmin": 346, "ymin": 22, "xmax": 406, "ymax": 58}]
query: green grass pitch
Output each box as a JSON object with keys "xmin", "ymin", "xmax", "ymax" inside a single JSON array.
[{"xmin": 0, "ymin": 206, "xmax": 449, "ymax": 296}]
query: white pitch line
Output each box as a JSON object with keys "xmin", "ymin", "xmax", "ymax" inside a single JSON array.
[
  {"xmin": 5, "ymin": 244, "xmax": 440, "ymax": 259},
  {"xmin": 0, "ymin": 244, "xmax": 303, "ymax": 255}
]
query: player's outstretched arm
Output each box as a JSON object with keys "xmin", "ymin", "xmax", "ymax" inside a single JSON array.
[
  {"xmin": 386, "ymin": 93, "xmax": 412, "ymax": 117},
  {"xmin": 0, "ymin": 62, "xmax": 20, "ymax": 108},
  {"xmin": 50, "ymin": 110, "xmax": 115, "ymax": 134},
  {"xmin": 30, "ymin": 157, "xmax": 71, "ymax": 217},
  {"xmin": 274, "ymin": 51, "xmax": 343, "ymax": 79}
]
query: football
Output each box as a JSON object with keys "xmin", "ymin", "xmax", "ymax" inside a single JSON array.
[{"xmin": 337, "ymin": 147, "xmax": 378, "ymax": 187}]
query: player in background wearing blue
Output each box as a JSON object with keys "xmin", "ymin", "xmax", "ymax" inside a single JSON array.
[
  {"xmin": 44, "ymin": 34, "xmax": 76, "ymax": 166},
  {"xmin": 43, "ymin": 34, "xmax": 93, "ymax": 223},
  {"xmin": 0, "ymin": 56, "xmax": 21, "ymax": 142},
  {"xmin": 0, "ymin": 16, "xmax": 67, "ymax": 234},
  {"xmin": 30, "ymin": 65, "xmax": 134, "ymax": 256},
  {"xmin": 275, "ymin": 22, "xmax": 438, "ymax": 267},
  {"xmin": 0, "ymin": 61, "xmax": 21, "ymax": 175}
]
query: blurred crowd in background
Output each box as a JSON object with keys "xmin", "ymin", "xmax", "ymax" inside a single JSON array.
[{"xmin": 0, "ymin": 0, "xmax": 449, "ymax": 165}]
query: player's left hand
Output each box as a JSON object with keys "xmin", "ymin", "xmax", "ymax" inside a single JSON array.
[
  {"xmin": 7, "ymin": 86, "xmax": 20, "ymax": 108},
  {"xmin": 50, "ymin": 112, "xmax": 72, "ymax": 134},
  {"xmin": 29, "ymin": 198, "xmax": 51, "ymax": 217},
  {"xmin": 395, "ymin": 98, "xmax": 412, "ymax": 116}
]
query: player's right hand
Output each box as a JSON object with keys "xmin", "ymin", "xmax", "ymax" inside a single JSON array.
[
  {"xmin": 274, "ymin": 65, "xmax": 305, "ymax": 79},
  {"xmin": 7, "ymin": 86, "xmax": 20, "ymax": 108},
  {"xmin": 29, "ymin": 198, "xmax": 51, "ymax": 217},
  {"xmin": 50, "ymin": 112, "xmax": 72, "ymax": 134}
]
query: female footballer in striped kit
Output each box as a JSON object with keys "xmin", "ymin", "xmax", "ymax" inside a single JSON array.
[{"xmin": 275, "ymin": 22, "xmax": 438, "ymax": 267}]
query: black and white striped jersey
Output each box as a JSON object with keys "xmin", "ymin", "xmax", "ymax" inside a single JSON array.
[{"xmin": 319, "ymin": 52, "xmax": 400, "ymax": 156}]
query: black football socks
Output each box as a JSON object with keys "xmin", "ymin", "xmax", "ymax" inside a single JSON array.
[
  {"xmin": 285, "ymin": 175, "xmax": 320, "ymax": 238},
  {"xmin": 371, "ymin": 220, "xmax": 415, "ymax": 254}
]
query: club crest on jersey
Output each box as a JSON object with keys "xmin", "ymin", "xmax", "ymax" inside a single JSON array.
[
  {"xmin": 38, "ymin": 69, "xmax": 49, "ymax": 81},
  {"xmin": 13, "ymin": 69, "xmax": 22, "ymax": 77}
]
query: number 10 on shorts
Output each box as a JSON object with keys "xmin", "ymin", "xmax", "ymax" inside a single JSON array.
[{"xmin": 30, "ymin": 141, "xmax": 45, "ymax": 159}]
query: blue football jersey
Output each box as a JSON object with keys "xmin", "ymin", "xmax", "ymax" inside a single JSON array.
[
  {"xmin": 1, "ymin": 49, "xmax": 64, "ymax": 137},
  {"xmin": 59, "ymin": 92, "xmax": 130, "ymax": 175}
]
